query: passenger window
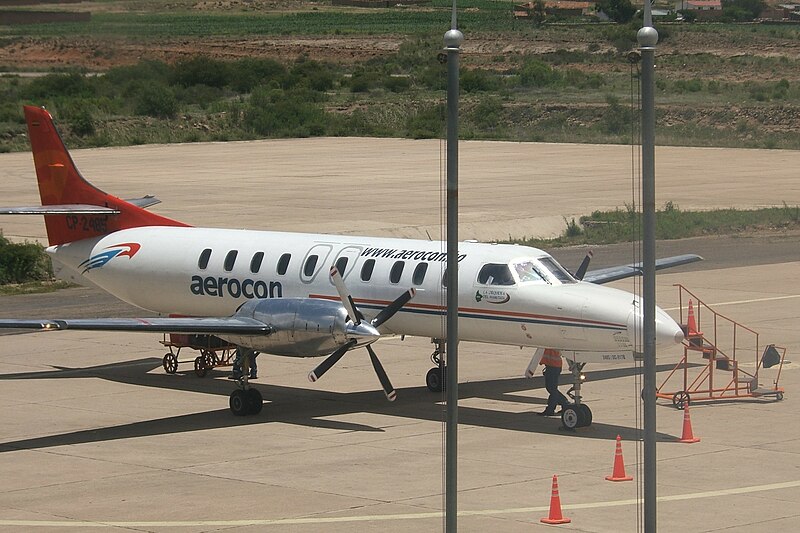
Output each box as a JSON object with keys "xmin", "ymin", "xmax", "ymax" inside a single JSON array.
[
  {"xmin": 390, "ymin": 261, "xmax": 405, "ymax": 284},
  {"xmin": 304, "ymin": 255, "xmax": 319, "ymax": 277},
  {"xmin": 361, "ymin": 259, "xmax": 375, "ymax": 281},
  {"xmin": 198, "ymin": 248, "xmax": 212, "ymax": 270},
  {"xmin": 335, "ymin": 256, "xmax": 348, "ymax": 275},
  {"xmin": 224, "ymin": 250, "xmax": 238, "ymax": 272},
  {"xmin": 413, "ymin": 262, "xmax": 428, "ymax": 285},
  {"xmin": 250, "ymin": 252, "xmax": 264, "ymax": 274},
  {"xmin": 277, "ymin": 253, "xmax": 291, "ymax": 275},
  {"xmin": 477, "ymin": 264, "xmax": 515, "ymax": 286}
]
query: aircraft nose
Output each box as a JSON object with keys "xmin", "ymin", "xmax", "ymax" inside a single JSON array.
[
  {"xmin": 656, "ymin": 307, "xmax": 686, "ymax": 346},
  {"xmin": 627, "ymin": 304, "xmax": 685, "ymax": 348}
]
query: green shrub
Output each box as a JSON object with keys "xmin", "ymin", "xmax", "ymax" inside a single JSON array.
[
  {"xmin": 228, "ymin": 58, "xmax": 287, "ymax": 93},
  {"xmin": 405, "ymin": 103, "xmax": 445, "ymax": 139},
  {"xmin": 70, "ymin": 109, "xmax": 95, "ymax": 137},
  {"xmin": 172, "ymin": 56, "xmax": 230, "ymax": 88},
  {"xmin": 24, "ymin": 72, "xmax": 95, "ymax": 99},
  {"xmin": 470, "ymin": 97, "xmax": 504, "ymax": 131},
  {"xmin": 461, "ymin": 68, "xmax": 500, "ymax": 93},
  {"xmin": 384, "ymin": 75, "xmax": 411, "ymax": 93},
  {"xmin": 244, "ymin": 87, "xmax": 327, "ymax": 137},
  {"xmin": 286, "ymin": 57, "xmax": 336, "ymax": 91},
  {"xmin": 135, "ymin": 84, "xmax": 178, "ymax": 118},
  {"xmin": 518, "ymin": 58, "xmax": 561, "ymax": 87},
  {"xmin": 0, "ymin": 235, "xmax": 52, "ymax": 285}
]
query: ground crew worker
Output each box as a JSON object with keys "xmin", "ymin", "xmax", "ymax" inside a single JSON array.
[{"xmin": 538, "ymin": 348, "xmax": 570, "ymax": 416}]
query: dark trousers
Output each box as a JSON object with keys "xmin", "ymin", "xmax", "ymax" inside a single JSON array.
[{"xmin": 544, "ymin": 366, "xmax": 570, "ymax": 413}]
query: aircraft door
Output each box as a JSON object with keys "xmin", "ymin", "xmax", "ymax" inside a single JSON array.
[
  {"xmin": 331, "ymin": 246, "xmax": 363, "ymax": 281},
  {"xmin": 300, "ymin": 244, "xmax": 333, "ymax": 284},
  {"xmin": 558, "ymin": 295, "xmax": 587, "ymax": 341}
]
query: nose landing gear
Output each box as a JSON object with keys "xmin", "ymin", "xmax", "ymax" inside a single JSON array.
[{"xmin": 561, "ymin": 360, "xmax": 592, "ymax": 430}]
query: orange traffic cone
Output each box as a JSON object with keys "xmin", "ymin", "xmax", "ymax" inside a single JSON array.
[
  {"xmin": 605, "ymin": 435, "xmax": 633, "ymax": 481},
  {"xmin": 678, "ymin": 401, "xmax": 701, "ymax": 443},
  {"xmin": 687, "ymin": 299, "xmax": 701, "ymax": 336},
  {"xmin": 540, "ymin": 475, "xmax": 571, "ymax": 525}
]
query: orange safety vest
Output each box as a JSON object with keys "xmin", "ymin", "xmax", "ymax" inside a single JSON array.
[{"xmin": 540, "ymin": 348, "xmax": 562, "ymax": 368}]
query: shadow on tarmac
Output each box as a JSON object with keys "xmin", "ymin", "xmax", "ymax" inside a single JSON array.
[{"xmin": 0, "ymin": 358, "xmax": 683, "ymax": 453}]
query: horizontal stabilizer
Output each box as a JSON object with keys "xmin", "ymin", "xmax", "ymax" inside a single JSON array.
[
  {"xmin": 0, "ymin": 316, "xmax": 273, "ymax": 336},
  {"xmin": 0, "ymin": 204, "xmax": 120, "ymax": 215},
  {"xmin": 582, "ymin": 254, "xmax": 703, "ymax": 284},
  {"xmin": 124, "ymin": 195, "xmax": 161, "ymax": 209}
]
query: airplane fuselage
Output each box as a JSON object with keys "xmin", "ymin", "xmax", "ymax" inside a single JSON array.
[{"xmin": 48, "ymin": 226, "xmax": 682, "ymax": 358}]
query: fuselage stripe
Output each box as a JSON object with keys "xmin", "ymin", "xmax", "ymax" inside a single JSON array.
[{"xmin": 308, "ymin": 294, "xmax": 626, "ymax": 331}]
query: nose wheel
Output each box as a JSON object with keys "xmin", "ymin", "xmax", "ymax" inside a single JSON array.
[{"xmin": 560, "ymin": 403, "xmax": 592, "ymax": 430}]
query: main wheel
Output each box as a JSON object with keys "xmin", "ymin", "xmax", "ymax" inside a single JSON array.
[
  {"xmin": 230, "ymin": 389, "xmax": 247, "ymax": 416},
  {"xmin": 560, "ymin": 405, "xmax": 585, "ymax": 430},
  {"xmin": 577, "ymin": 404, "xmax": 593, "ymax": 427},
  {"xmin": 426, "ymin": 367, "xmax": 446, "ymax": 392},
  {"xmin": 162, "ymin": 353, "xmax": 178, "ymax": 374},
  {"xmin": 245, "ymin": 388, "xmax": 263, "ymax": 415}
]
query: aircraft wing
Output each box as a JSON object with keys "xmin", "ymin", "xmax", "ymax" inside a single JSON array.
[
  {"xmin": 124, "ymin": 195, "xmax": 161, "ymax": 209},
  {"xmin": 582, "ymin": 254, "xmax": 703, "ymax": 284},
  {"xmin": 0, "ymin": 316, "xmax": 273, "ymax": 335},
  {"xmin": 0, "ymin": 204, "xmax": 120, "ymax": 215}
]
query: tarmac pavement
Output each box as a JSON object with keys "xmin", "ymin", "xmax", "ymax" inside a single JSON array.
[{"xmin": 0, "ymin": 139, "xmax": 799, "ymax": 531}]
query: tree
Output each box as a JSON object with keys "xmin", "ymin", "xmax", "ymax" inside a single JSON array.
[
  {"xmin": 596, "ymin": 0, "xmax": 636, "ymax": 23},
  {"xmin": 722, "ymin": 0, "xmax": 766, "ymax": 20}
]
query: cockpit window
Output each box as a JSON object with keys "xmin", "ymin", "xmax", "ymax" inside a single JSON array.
[
  {"xmin": 513, "ymin": 260, "xmax": 547, "ymax": 283},
  {"xmin": 538, "ymin": 256, "xmax": 577, "ymax": 284},
  {"xmin": 477, "ymin": 263, "xmax": 515, "ymax": 286}
]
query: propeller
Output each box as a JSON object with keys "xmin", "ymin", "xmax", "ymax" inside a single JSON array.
[
  {"xmin": 307, "ymin": 266, "xmax": 415, "ymax": 401},
  {"xmin": 574, "ymin": 250, "xmax": 593, "ymax": 281}
]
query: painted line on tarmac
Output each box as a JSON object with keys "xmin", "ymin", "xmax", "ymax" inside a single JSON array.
[
  {"xmin": 665, "ymin": 294, "xmax": 800, "ymax": 312},
  {"xmin": 2, "ymin": 479, "xmax": 800, "ymax": 528}
]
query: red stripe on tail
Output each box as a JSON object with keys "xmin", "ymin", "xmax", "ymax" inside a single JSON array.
[{"xmin": 24, "ymin": 105, "xmax": 189, "ymax": 246}]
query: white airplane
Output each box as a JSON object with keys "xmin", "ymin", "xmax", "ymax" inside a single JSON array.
[{"xmin": 1, "ymin": 106, "xmax": 700, "ymax": 427}]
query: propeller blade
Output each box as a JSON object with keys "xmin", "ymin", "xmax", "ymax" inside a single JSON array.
[
  {"xmin": 367, "ymin": 345, "xmax": 396, "ymax": 402},
  {"xmin": 308, "ymin": 340, "xmax": 355, "ymax": 382},
  {"xmin": 575, "ymin": 250, "xmax": 593, "ymax": 281},
  {"xmin": 330, "ymin": 266, "xmax": 361, "ymax": 325},
  {"xmin": 371, "ymin": 288, "xmax": 416, "ymax": 329}
]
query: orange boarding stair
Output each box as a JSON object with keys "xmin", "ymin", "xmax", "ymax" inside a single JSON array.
[{"xmin": 656, "ymin": 284, "xmax": 787, "ymax": 409}]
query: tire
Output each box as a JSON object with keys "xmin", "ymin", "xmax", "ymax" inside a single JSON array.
[
  {"xmin": 229, "ymin": 389, "xmax": 247, "ymax": 416},
  {"xmin": 426, "ymin": 367, "xmax": 446, "ymax": 392},
  {"xmin": 162, "ymin": 353, "xmax": 178, "ymax": 374},
  {"xmin": 560, "ymin": 405, "xmax": 583, "ymax": 430},
  {"xmin": 194, "ymin": 356, "xmax": 208, "ymax": 378},
  {"xmin": 578, "ymin": 404, "xmax": 593, "ymax": 427},
  {"xmin": 245, "ymin": 388, "xmax": 263, "ymax": 415}
]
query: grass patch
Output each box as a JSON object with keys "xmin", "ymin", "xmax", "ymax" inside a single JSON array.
[
  {"xmin": 508, "ymin": 204, "xmax": 800, "ymax": 248},
  {"xmin": 0, "ymin": 280, "xmax": 74, "ymax": 296}
]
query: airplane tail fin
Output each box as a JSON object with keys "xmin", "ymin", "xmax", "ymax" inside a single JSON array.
[{"xmin": 23, "ymin": 105, "xmax": 189, "ymax": 246}]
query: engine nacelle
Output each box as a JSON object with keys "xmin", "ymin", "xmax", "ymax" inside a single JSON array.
[{"xmin": 221, "ymin": 298, "xmax": 349, "ymax": 357}]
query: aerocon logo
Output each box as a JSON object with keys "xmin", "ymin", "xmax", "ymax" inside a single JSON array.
[{"xmin": 79, "ymin": 243, "xmax": 141, "ymax": 273}]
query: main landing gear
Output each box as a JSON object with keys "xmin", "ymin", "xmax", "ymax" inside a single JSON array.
[
  {"xmin": 229, "ymin": 348, "xmax": 263, "ymax": 416},
  {"xmin": 425, "ymin": 340, "xmax": 447, "ymax": 393},
  {"xmin": 561, "ymin": 360, "xmax": 592, "ymax": 430}
]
